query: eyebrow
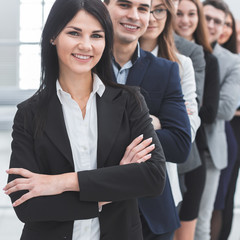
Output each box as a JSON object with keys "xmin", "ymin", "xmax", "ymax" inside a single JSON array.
[
  {"xmin": 117, "ymin": 0, "xmax": 150, "ymax": 9},
  {"xmin": 153, "ymin": 4, "xmax": 165, "ymax": 8},
  {"xmin": 66, "ymin": 26, "xmax": 105, "ymax": 33}
]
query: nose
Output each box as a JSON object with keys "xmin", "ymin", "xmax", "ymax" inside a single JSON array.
[
  {"xmin": 126, "ymin": 7, "xmax": 140, "ymax": 21},
  {"xmin": 78, "ymin": 36, "xmax": 92, "ymax": 51},
  {"xmin": 207, "ymin": 18, "xmax": 215, "ymax": 29},
  {"xmin": 149, "ymin": 11, "xmax": 155, "ymax": 22},
  {"xmin": 181, "ymin": 14, "xmax": 189, "ymax": 24}
]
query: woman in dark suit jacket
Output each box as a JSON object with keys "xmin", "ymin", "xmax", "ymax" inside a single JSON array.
[{"xmin": 3, "ymin": 0, "xmax": 166, "ymax": 239}]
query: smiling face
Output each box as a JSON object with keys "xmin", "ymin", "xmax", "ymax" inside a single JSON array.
[
  {"xmin": 218, "ymin": 14, "xmax": 233, "ymax": 45},
  {"xmin": 105, "ymin": 0, "xmax": 151, "ymax": 45},
  {"xmin": 174, "ymin": 0, "xmax": 199, "ymax": 41},
  {"xmin": 141, "ymin": 0, "xmax": 167, "ymax": 42},
  {"xmin": 203, "ymin": 4, "xmax": 225, "ymax": 44},
  {"xmin": 53, "ymin": 10, "xmax": 105, "ymax": 78}
]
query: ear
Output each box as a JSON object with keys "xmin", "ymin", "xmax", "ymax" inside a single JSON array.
[{"xmin": 50, "ymin": 39, "xmax": 55, "ymax": 45}]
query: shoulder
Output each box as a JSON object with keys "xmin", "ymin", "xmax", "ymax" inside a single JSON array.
[
  {"xmin": 105, "ymin": 85, "xmax": 146, "ymax": 112},
  {"xmin": 214, "ymin": 44, "xmax": 239, "ymax": 59},
  {"xmin": 174, "ymin": 34, "xmax": 203, "ymax": 56},
  {"xmin": 214, "ymin": 44, "xmax": 240, "ymax": 67},
  {"xmin": 140, "ymin": 48, "xmax": 177, "ymax": 69},
  {"xmin": 16, "ymin": 90, "xmax": 49, "ymax": 120},
  {"xmin": 176, "ymin": 53, "xmax": 192, "ymax": 67},
  {"xmin": 17, "ymin": 93, "xmax": 40, "ymax": 111}
]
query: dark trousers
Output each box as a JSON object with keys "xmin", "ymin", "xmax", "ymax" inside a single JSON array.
[
  {"xmin": 219, "ymin": 116, "xmax": 240, "ymax": 240},
  {"xmin": 140, "ymin": 214, "xmax": 174, "ymax": 240}
]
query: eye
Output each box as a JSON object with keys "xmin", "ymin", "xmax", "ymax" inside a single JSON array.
[
  {"xmin": 154, "ymin": 9, "xmax": 164, "ymax": 14},
  {"xmin": 68, "ymin": 31, "xmax": 80, "ymax": 36},
  {"xmin": 189, "ymin": 12, "xmax": 197, "ymax": 17},
  {"xmin": 138, "ymin": 7, "xmax": 149, "ymax": 12},
  {"xmin": 91, "ymin": 34, "xmax": 104, "ymax": 39},
  {"xmin": 176, "ymin": 11, "xmax": 183, "ymax": 16},
  {"xmin": 119, "ymin": 3, "xmax": 130, "ymax": 9}
]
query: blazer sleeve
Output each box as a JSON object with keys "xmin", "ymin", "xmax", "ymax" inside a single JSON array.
[
  {"xmin": 199, "ymin": 53, "xmax": 220, "ymax": 124},
  {"xmin": 178, "ymin": 54, "xmax": 200, "ymax": 141},
  {"xmin": 188, "ymin": 44, "xmax": 206, "ymax": 108},
  {"xmin": 8, "ymin": 104, "xmax": 99, "ymax": 223},
  {"xmin": 155, "ymin": 62, "xmax": 191, "ymax": 164},
  {"xmin": 217, "ymin": 54, "xmax": 240, "ymax": 121},
  {"xmin": 78, "ymin": 88, "xmax": 166, "ymax": 202}
]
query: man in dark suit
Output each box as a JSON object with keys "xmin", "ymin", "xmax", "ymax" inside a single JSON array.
[{"xmin": 104, "ymin": 0, "xmax": 191, "ymax": 239}]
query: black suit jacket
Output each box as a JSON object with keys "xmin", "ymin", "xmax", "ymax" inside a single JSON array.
[{"xmin": 8, "ymin": 86, "xmax": 166, "ymax": 240}]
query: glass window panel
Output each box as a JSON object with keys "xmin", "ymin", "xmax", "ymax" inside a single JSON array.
[
  {"xmin": 20, "ymin": 3, "xmax": 43, "ymax": 42},
  {"xmin": 19, "ymin": 45, "xmax": 41, "ymax": 89},
  {"xmin": 44, "ymin": 1, "xmax": 55, "ymax": 23}
]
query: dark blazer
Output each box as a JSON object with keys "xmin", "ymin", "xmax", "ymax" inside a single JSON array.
[
  {"xmin": 8, "ymin": 86, "xmax": 166, "ymax": 240},
  {"xmin": 112, "ymin": 49, "xmax": 191, "ymax": 234},
  {"xmin": 196, "ymin": 51, "xmax": 220, "ymax": 152}
]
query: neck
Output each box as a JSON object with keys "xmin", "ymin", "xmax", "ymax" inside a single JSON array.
[
  {"xmin": 113, "ymin": 40, "xmax": 138, "ymax": 67},
  {"xmin": 185, "ymin": 35, "xmax": 194, "ymax": 42},
  {"xmin": 139, "ymin": 38, "xmax": 157, "ymax": 52},
  {"xmin": 59, "ymin": 71, "xmax": 93, "ymax": 101}
]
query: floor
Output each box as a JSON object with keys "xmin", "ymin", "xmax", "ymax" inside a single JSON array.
[{"xmin": 0, "ymin": 130, "xmax": 239, "ymax": 240}]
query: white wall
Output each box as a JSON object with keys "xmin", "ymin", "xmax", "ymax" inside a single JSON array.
[{"xmin": 225, "ymin": 0, "xmax": 240, "ymax": 19}]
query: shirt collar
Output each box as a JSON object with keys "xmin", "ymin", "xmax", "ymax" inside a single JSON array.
[
  {"xmin": 211, "ymin": 41, "xmax": 218, "ymax": 49},
  {"xmin": 151, "ymin": 45, "xmax": 158, "ymax": 57},
  {"xmin": 112, "ymin": 42, "xmax": 141, "ymax": 70},
  {"xmin": 56, "ymin": 73, "xmax": 105, "ymax": 104}
]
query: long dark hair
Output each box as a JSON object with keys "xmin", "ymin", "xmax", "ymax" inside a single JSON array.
[
  {"xmin": 33, "ymin": 0, "xmax": 115, "ymax": 136},
  {"xmin": 188, "ymin": 0, "xmax": 213, "ymax": 53},
  {"xmin": 39, "ymin": 0, "xmax": 114, "ymax": 95},
  {"xmin": 221, "ymin": 11, "xmax": 237, "ymax": 54}
]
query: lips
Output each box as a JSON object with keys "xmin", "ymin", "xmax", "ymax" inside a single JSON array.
[
  {"xmin": 179, "ymin": 25, "xmax": 190, "ymax": 31},
  {"xmin": 72, "ymin": 53, "xmax": 93, "ymax": 61},
  {"xmin": 121, "ymin": 23, "xmax": 139, "ymax": 31},
  {"xmin": 147, "ymin": 26, "xmax": 157, "ymax": 30}
]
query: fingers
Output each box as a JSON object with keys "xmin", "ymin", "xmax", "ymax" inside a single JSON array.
[
  {"xmin": 137, "ymin": 153, "xmax": 152, "ymax": 163},
  {"xmin": 4, "ymin": 178, "xmax": 30, "ymax": 193},
  {"xmin": 186, "ymin": 108, "xmax": 194, "ymax": 115},
  {"xmin": 12, "ymin": 192, "xmax": 33, "ymax": 207},
  {"xmin": 120, "ymin": 137, "xmax": 154, "ymax": 165},
  {"xmin": 131, "ymin": 144, "xmax": 155, "ymax": 163},
  {"xmin": 6, "ymin": 168, "xmax": 33, "ymax": 178},
  {"xmin": 127, "ymin": 137, "xmax": 153, "ymax": 161},
  {"xmin": 123, "ymin": 134, "xmax": 143, "ymax": 158}
]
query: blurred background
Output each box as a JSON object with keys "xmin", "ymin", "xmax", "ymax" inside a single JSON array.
[{"xmin": 0, "ymin": 0, "xmax": 239, "ymax": 239}]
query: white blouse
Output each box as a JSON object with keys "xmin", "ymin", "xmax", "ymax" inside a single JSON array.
[{"xmin": 56, "ymin": 74, "xmax": 105, "ymax": 240}]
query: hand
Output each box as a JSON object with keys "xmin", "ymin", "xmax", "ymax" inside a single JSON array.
[
  {"xmin": 235, "ymin": 110, "xmax": 240, "ymax": 117},
  {"xmin": 4, "ymin": 168, "xmax": 79, "ymax": 207},
  {"xmin": 120, "ymin": 135, "xmax": 155, "ymax": 165},
  {"xmin": 185, "ymin": 102, "xmax": 194, "ymax": 115},
  {"xmin": 149, "ymin": 114, "xmax": 161, "ymax": 130}
]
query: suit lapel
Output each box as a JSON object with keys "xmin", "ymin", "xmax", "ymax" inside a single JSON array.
[
  {"xmin": 96, "ymin": 86, "xmax": 127, "ymax": 168},
  {"xmin": 45, "ymin": 93, "xmax": 74, "ymax": 166},
  {"xmin": 126, "ymin": 49, "xmax": 150, "ymax": 86}
]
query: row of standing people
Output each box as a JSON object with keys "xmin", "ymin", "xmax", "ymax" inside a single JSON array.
[
  {"xmin": 3, "ymin": 0, "xmax": 240, "ymax": 240},
  {"xmin": 173, "ymin": 1, "xmax": 240, "ymax": 240}
]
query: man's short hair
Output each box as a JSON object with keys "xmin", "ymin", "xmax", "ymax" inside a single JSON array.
[{"xmin": 202, "ymin": 0, "xmax": 229, "ymax": 15}]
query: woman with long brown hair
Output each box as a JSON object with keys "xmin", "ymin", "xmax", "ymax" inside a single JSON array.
[
  {"xmin": 174, "ymin": 0, "xmax": 220, "ymax": 239},
  {"xmin": 139, "ymin": 0, "xmax": 201, "ymax": 239}
]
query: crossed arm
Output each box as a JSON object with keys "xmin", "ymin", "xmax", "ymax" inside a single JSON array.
[{"xmin": 4, "ymin": 134, "xmax": 155, "ymax": 207}]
